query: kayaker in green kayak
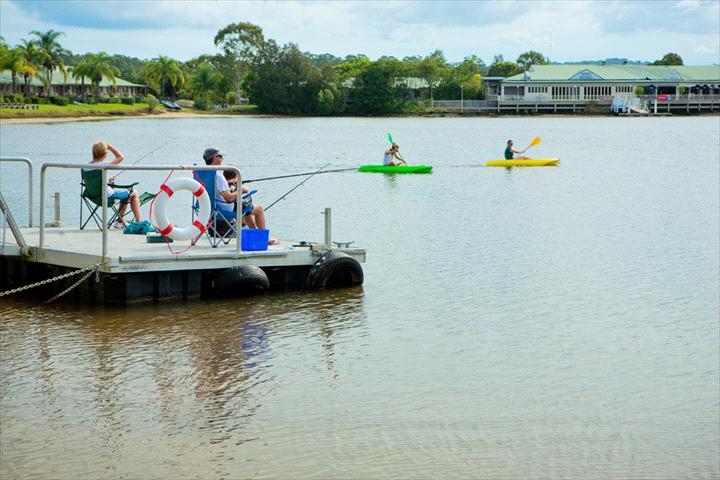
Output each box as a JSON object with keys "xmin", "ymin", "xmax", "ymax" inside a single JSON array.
[
  {"xmin": 383, "ymin": 143, "xmax": 407, "ymax": 166},
  {"xmin": 505, "ymin": 139, "xmax": 530, "ymax": 160}
]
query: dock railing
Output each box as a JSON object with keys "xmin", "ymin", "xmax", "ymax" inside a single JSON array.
[
  {"xmin": 0, "ymin": 157, "xmax": 34, "ymax": 227},
  {"xmin": 39, "ymin": 163, "xmax": 243, "ymax": 258}
]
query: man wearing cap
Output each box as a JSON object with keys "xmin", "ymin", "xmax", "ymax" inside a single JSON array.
[{"xmin": 202, "ymin": 147, "xmax": 278, "ymax": 244}]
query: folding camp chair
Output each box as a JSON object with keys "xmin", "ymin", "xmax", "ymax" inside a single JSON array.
[
  {"xmin": 80, "ymin": 169, "xmax": 155, "ymax": 229},
  {"xmin": 192, "ymin": 169, "xmax": 254, "ymax": 248}
]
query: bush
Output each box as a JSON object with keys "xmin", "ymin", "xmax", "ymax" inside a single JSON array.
[
  {"xmin": 121, "ymin": 97, "xmax": 135, "ymax": 105},
  {"xmin": 108, "ymin": 96, "xmax": 121, "ymax": 104},
  {"xmin": 52, "ymin": 96, "xmax": 69, "ymax": 106},
  {"xmin": 31, "ymin": 96, "xmax": 49, "ymax": 104},
  {"xmin": 144, "ymin": 94, "xmax": 160, "ymax": 112},
  {"xmin": 584, "ymin": 100, "xmax": 601, "ymax": 114}
]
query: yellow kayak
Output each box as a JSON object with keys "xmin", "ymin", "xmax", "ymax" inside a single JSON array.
[{"xmin": 486, "ymin": 158, "xmax": 559, "ymax": 167}]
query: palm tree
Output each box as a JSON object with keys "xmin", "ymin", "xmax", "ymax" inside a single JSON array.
[
  {"xmin": 29, "ymin": 29, "xmax": 68, "ymax": 96},
  {"xmin": 73, "ymin": 52, "xmax": 120, "ymax": 104},
  {"xmin": 0, "ymin": 46, "xmax": 25, "ymax": 94},
  {"xmin": 17, "ymin": 39, "xmax": 39, "ymax": 100},
  {"xmin": 142, "ymin": 56, "xmax": 184, "ymax": 99},
  {"xmin": 189, "ymin": 62, "xmax": 221, "ymax": 109}
]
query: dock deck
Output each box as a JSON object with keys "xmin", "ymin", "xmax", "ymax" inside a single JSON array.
[
  {"xmin": 1, "ymin": 160, "xmax": 366, "ymax": 304},
  {"xmin": 1, "ymin": 226, "xmax": 366, "ymax": 303},
  {"xmin": 5, "ymin": 226, "xmax": 365, "ymax": 273}
]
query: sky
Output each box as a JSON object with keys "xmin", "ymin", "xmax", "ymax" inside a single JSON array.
[{"xmin": 1, "ymin": 0, "xmax": 719, "ymax": 65}]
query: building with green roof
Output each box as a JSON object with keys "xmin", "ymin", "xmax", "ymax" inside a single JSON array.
[
  {"xmin": 478, "ymin": 64, "xmax": 720, "ymax": 114},
  {"xmin": 0, "ymin": 67, "xmax": 147, "ymax": 99}
]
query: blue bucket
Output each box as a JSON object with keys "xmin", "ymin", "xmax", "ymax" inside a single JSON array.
[{"xmin": 241, "ymin": 228, "xmax": 269, "ymax": 251}]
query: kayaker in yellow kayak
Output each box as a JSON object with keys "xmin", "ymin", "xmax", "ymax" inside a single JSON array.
[
  {"xmin": 383, "ymin": 143, "xmax": 407, "ymax": 166},
  {"xmin": 505, "ymin": 139, "xmax": 530, "ymax": 160}
]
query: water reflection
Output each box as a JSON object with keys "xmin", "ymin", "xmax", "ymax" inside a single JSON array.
[{"xmin": 0, "ymin": 288, "xmax": 368, "ymax": 477}]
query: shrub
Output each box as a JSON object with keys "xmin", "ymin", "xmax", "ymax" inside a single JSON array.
[
  {"xmin": 584, "ymin": 100, "xmax": 600, "ymax": 114},
  {"xmin": 144, "ymin": 94, "xmax": 160, "ymax": 112},
  {"xmin": 121, "ymin": 97, "xmax": 135, "ymax": 105},
  {"xmin": 108, "ymin": 96, "xmax": 121, "ymax": 104},
  {"xmin": 52, "ymin": 96, "xmax": 69, "ymax": 106}
]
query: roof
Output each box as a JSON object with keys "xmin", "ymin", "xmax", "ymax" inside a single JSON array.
[
  {"xmin": 0, "ymin": 67, "xmax": 146, "ymax": 88},
  {"xmin": 504, "ymin": 64, "xmax": 720, "ymax": 83}
]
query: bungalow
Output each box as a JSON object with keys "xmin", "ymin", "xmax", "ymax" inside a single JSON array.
[{"xmin": 0, "ymin": 67, "xmax": 147, "ymax": 99}]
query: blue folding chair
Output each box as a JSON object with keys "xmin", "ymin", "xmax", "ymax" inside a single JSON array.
[{"xmin": 192, "ymin": 170, "xmax": 255, "ymax": 247}]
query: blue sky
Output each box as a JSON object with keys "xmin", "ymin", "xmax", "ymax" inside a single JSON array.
[{"xmin": 1, "ymin": 0, "xmax": 719, "ymax": 65}]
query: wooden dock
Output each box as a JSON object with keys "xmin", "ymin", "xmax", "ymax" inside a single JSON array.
[{"xmin": 0, "ymin": 160, "xmax": 366, "ymax": 304}]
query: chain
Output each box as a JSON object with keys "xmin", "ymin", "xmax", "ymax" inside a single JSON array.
[
  {"xmin": 0, "ymin": 263, "xmax": 101, "ymax": 298},
  {"xmin": 43, "ymin": 267, "xmax": 99, "ymax": 304}
]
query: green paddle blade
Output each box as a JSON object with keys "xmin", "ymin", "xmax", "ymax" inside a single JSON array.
[{"xmin": 387, "ymin": 132, "xmax": 394, "ymax": 144}]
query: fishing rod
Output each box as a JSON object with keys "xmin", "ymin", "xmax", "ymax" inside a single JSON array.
[
  {"xmin": 114, "ymin": 142, "xmax": 168, "ymax": 179},
  {"xmin": 265, "ymin": 163, "xmax": 332, "ymax": 212},
  {"xmin": 244, "ymin": 167, "xmax": 356, "ymax": 183}
]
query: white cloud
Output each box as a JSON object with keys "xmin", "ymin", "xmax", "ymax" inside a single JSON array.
[{"xmin": 1, "ymin": 0, "xmax": 718, "ymax": 64}]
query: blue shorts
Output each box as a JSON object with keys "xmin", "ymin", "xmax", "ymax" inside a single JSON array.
[{"xmin": 108, "ymin": 190, "xmax": 130, "ymax": 202}]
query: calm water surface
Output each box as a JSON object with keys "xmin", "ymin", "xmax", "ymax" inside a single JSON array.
[{"xmin": 1, "ymin": 116, "xmax": 719, "ymax": 479}]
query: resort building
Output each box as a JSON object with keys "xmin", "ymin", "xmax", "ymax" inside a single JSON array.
[
  {"xmin": 437, "ymin": 64, "xmax": 720, "ymax": 114},
  {"xmin": 0, "ymin": 67, "xmax": 147, "ymax": 99}
]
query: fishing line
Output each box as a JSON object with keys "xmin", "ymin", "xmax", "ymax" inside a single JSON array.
[
  {"xmin": 244, "ymin": 167, "xmax": 356, "ymax": 183},
  {"xmin": 264, "ymin": 163, "xmax": 332, "ymax": 211},
  {"xmin": 114, "ymin": 142, "xmax": 169, "ymax": 179}
]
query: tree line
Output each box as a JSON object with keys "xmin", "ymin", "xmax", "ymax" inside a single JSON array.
[{"xmin": 0, "ymin": 24, "xmax": 684, "ymax": 115}]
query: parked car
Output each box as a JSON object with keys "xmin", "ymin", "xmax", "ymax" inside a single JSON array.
[{"xmin": 160, "ymin": 100, "xmax": 181, "ymax": 110}]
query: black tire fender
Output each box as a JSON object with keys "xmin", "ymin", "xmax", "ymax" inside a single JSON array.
[
  {"xmin": 211, "ymin": 265, "xmax": 269, "ymax": 297},
  {"xmin": 306, "ymin": 251, "xmax": 364, "ymax": 290}
]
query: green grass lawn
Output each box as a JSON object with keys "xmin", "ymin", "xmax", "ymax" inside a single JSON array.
[
  {"xmin": 0, "ymin": 102, "xmax": 154, "ymax": 118},
  {"xmin": 0, "ymin": 102, "xmax": 259, "ymax": 119}
]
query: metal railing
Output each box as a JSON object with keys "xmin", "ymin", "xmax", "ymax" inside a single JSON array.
[
  {"xmin": 0, "ymin": 157, "xmax": 34, "ymax": 227},
  {"xmin": 39, "ymin": 163, "xmax": 243, "ymax": 258}
]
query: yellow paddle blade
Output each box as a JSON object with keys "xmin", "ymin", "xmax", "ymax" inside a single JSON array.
[{"xmin": 529, "ymin": 136, "xmax": 541, "ymax": 147}]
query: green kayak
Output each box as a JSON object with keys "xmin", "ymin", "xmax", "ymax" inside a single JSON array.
[{"xmin": 358, "ymin": 165, "xmax": 433, "ymax": 174}]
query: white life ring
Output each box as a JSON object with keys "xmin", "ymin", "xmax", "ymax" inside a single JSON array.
[{"xmin": 154, "ymin": 177, "xmax": 211, "ymax": 241}]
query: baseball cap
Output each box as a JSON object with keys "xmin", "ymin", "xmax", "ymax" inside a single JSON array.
[{"xmin": 203, "ymin": 147, "xmax": 223, "ymax": 161}]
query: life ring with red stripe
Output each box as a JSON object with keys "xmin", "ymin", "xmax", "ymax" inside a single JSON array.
[{"xmin": 153, "ymin": 177, "xmax": 211, "ymax": 241}]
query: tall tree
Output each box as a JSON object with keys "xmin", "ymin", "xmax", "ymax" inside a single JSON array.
[
  {"xmin": 248, "ymin": 41, "xmax": 324, "ymax": 114},
  {"xmin": 350, "ymin": 59, "xmax": 406, "ymax": 114},
  {"xmin": 29, "ymin": 29, "xmax": 68, "ymax": 96},
  {"xmin": 516, "ymin": 50, "xmax": 549, "ymax": 71},
  {"xmin": 189, "ymin": 62, "xmax": 222, "ymax": 109},
  {"xmin": 488, "ymin": 61, "xmax": 522, "ymax": 77},
  {"xmin": 142, "ymin": 55, "xmax": 185, "ymax": 98},
  {"xmin": 73, "ymin": 52, "xmax": 120, "ymax": 103},
  {"xmin": 17, "ymin": 39, "xmax": 40, "ymax": 99},
  {"xmin": 652, "ymin": 53, "xmax": 683, "ymax": 65},
  {"xmin": 0, "ymin": 46, "xmax": 26, "ymax": 94},
  {"xmin": 416, "ymin": 50, "xmax": 449, "ymax": 105},
  {"xmin": 214, "ymin": 22, "xmax": 264, "ymax": 102}
]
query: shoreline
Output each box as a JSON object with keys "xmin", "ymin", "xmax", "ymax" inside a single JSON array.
[
  {"xmin": 2, "ymin": 110, "xmax": 718, "ymax": 125},
  {"xmin": 0, "ymin": 110, "xmax": 232, "ymax": 125}
]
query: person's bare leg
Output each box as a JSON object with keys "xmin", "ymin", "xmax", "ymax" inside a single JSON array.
[
  {"xmin": 243, "ymin": 213, "xmax": 258, "ymax": 228},
  {"xmin": 130, "ymin": 192, "xmax": 141, "ymax": 222},
  {"xmin": 251, "ymin": 204, "xmax": 267, "ymax": 229}
]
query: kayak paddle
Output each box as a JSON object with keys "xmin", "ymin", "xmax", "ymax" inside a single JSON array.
[
  {"xmin": 387, "ymin": 132, "xmax": 394, "ymax": 145},
  {"xmin": 525, "ymin": 136, "xmax": 541, "ymax": 151}
]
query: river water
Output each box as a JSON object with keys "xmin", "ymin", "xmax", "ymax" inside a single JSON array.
[{"xmin": 1, "ymin": 115, "xmax": 719, "ymax": 479}]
